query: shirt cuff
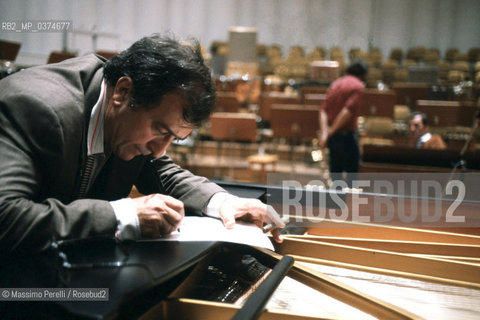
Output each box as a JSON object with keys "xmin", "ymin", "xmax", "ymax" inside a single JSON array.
[
  {"xmin": 110, "ymin": 198, "xmax": 141, "ymax": 240},
  {"xmin": 206, "ymin": 192, "xmax": 238, "ymax": 218}
]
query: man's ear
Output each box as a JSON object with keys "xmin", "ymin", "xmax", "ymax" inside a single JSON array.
[{"xmin": 112, "ymin": 77, "xmax": 133, "ymax": 107}]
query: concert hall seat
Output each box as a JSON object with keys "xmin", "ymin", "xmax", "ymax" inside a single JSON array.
[
  {"xmin": 363, "ymin": 117, "xmax": 394, "ymax": 137},
  {"xmin": 424, "ymin": 49, "xmax": 440, "ymax": 65},
  {"xmin": 437, "ymin": 60, "xmax": 451, "ymax": 82},
  {"xmin": 475, "ymin": 61, "xmax": 480, "ymax": 74},
  {"xmin": 329, "ymin": 46, "xmax": 345, "ymax": 65},
  {"xmin": 394, "ymin": 68, "xmax": 408, "ymax": 83},
  {"xmin": 389, "ymin": 47, "xmax": 403, "ymax": 63},
  {"xmin": 468, "ymin": 47, "xmax": 480, "ymax": 62},
  {"xmin": 447, "ymin": 70, "xmax": 465, "ymax": 86},
  {"xmin": 367, "ymin": 47, "xmax": 383, "ymax": 68},
  {"xmin": 365, "ymin": 67, "xmax": 383, "ymax": 88},
  {"xmin": 445, "ymin": 47, "xmax": 459, "ymax": 63},
  {"xmin": 381, "ymin": 59, "xmax": 398, "ymax": 85}
]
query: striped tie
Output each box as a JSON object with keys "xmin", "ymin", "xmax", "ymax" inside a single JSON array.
[{"xmin": 77, "ymin": 154, "xmax": 97, "ymax": 199}]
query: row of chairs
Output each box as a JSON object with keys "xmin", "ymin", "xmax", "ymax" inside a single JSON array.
[
  {"xmin": 211, "ymin": 85, "xmax": 478, "ymax": 143},
  {"xmin": 0, "ymin": 38, "xmax": 118, "ymax": 65},
  {"xmin": 222, "ymin": 43, "xmax": 480, "ymax": 86},
  {"xmin": 214, "ymin": 87, "xmax": 398, "ymax": 121},
  {"xmin": 262, "ymin": 45, "xmax": 480, "ymax": 67},
  {"xmin": 46, "ymin": 50, "xmax": 118, "ymax": 64}
]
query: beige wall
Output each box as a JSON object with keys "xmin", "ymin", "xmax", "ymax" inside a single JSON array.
[{"xmin": 1, "ymin": 0, "xmax": 479, "ymax": 65}]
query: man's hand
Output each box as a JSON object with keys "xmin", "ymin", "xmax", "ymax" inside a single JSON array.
[
  {"xmin": 319, "ymin": 130, "xmax": 329, "ymax": 149},
  {"xmin": 131, "ymin": 194, "xmax": 184, "ymax": 238},
  {"xmin": 219, "ymin": 197, "xmax": 286, "ymax": 243}
]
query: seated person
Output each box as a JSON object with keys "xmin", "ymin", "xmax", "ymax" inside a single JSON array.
[{"xmin": 408, "ymin": 112, "xmax": 447, "ymax": 149}]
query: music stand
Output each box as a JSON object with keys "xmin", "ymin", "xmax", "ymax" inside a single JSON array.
[
  {"xmin": 270, "ymin": 104, "xmax": 319, "ymax": 164},
  {"xmin": 270, "ymin": 104, "xmax": 319, "ymax": 140},
  {"xmin": 214, "ymin": 92, "xmax": 241, "ymax": 113},
  {"xmin": 209, "ymin": 112, "xmax": 258, "ymax": 180},
  {"xmin": 258, "ymin": 92, "xmax": 300, "ymax": 123},
  {"xmin": 415, "ymin": 100, "xmax": 477, "ymax": 127},
  {"xmin": 359, "ymin": 89, "xmax": 396, "ymax": 118}
]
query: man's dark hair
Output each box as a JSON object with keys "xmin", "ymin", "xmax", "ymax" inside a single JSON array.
[
  {"xmin": 103, "ymin": 34, "xmax": 216, "ymax": 125},
  {"xmin": 345, "ymin": 59, "xmax": 369, "ymax": 77},
  {"xmin": 410, "ymin": 111, "xmax": 428, "ymax": 126}
]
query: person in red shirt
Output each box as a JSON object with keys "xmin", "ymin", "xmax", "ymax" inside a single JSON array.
[{"xmin": 319, "ymin": 60, "xmax": 368, "ymax": 187}]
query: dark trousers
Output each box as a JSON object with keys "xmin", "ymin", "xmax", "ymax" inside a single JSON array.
[{"xmin": 327, "ymin": 131, "xmax": 359, "ymax": 188}]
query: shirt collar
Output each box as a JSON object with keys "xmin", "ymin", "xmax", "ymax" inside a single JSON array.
[
  {"xmin": 87, "ymin": 79, "xmax": 107, "ymax": 155},
  {"xmin": 417, "ymin": 132, "xmax": 432, "ymax": 147}
]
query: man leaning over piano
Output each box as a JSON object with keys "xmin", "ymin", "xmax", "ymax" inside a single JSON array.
[{"xmin": 0, "ymin": 33, "xmax": 285, "ymax": 260}]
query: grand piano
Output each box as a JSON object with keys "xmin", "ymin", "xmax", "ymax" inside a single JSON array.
[{"xmin": 1, "ymin": 181, "xmax": 479, "ymax": 319}]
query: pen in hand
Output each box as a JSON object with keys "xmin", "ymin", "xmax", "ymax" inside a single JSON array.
[{"xmin": 262, "ymin": 216, "xmax": 290, "ymax": 233}]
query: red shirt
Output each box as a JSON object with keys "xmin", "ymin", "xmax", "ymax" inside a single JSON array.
[{"xmin": 320, "ymin": 74, "xmax": 365, "ymax": 131}]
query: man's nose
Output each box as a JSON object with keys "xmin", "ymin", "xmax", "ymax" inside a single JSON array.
[{"xmin": 148, "ymin": 136, "xmax": 175, "ymax": 158}]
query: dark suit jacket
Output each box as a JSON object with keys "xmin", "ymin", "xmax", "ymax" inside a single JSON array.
[{"xmin": 0, "ymin": 54, "xmax": 224, "ymax": 258}]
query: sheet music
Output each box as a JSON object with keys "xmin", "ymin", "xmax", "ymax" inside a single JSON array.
[{"xmin": 153, "ymin": 216, "xmax": 274, "ymax": 251}]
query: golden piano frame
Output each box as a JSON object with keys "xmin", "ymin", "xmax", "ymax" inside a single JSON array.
[{"xmin": 139, "ymin": 215, "xmax": 480, "ymax": 320}]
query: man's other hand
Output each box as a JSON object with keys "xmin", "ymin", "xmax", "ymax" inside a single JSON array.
[{"xmin": 219, "ymin": 197, "xmax": 286, "ymax": 243}]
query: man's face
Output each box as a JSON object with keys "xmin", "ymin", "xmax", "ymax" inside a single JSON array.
[
  {"xmin": 409, "ymin": 114, "xmax": 425, "ymax": 139},
  {"xmin": 108, "ymin": 92, "xmax": 194, "ymax": 161}
]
